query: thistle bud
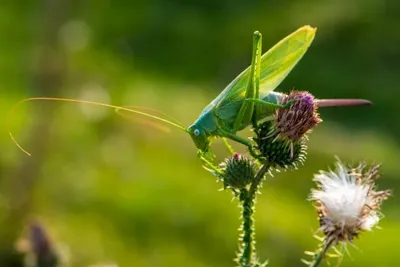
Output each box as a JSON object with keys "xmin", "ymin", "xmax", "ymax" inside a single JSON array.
[
  {"xmin": 254, "ymin": 91, "xmax": 319, "ymax": 168},
  {"xmin": 254, "ymin": 120, "xmax": 307, "ymax": 168},
  {"xmin": 220, "ymin": 153, "xmax": 257, "ymax": 189}
]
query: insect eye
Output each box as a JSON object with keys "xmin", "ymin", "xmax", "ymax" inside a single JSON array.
[{"xmin": 194, "ymin": 129, "xmax": 200, "ymax": 136}]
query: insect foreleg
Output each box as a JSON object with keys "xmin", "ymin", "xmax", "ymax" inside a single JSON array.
[
  {"xmin": 233, "ymin": 31, "xmax": 262, "ymax": 132},
  {"xmin": 221, "ymin": 137, "xmax": 235, "ymax": 155},
  {"xmin": 197, "ymin": 150, "xmax": 223, "ymax": 176}
]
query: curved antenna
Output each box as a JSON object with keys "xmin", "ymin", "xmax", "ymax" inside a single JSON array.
[
  {"xmin": 116, "ymin": 110, "xmax": 172, "ymax": 133},
  {"xmin": 316, "ymin": 99, "xmax": 372, "ymax": 107},
  {"xmin": 8, "ymin": 97, "xmax": 189, "ymax": 156},
  {"xmin": 115, "ymin": 105, "xmax": 184, "ymax": 129}
]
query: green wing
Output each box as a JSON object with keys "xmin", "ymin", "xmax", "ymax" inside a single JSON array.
[{"xmin": 214, "ymin": 25, "xmax": 316, "ymax": 119}]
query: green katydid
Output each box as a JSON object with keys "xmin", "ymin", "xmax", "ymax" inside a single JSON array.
[{"xmin": 9, "ymin": 25, "xmax": 370, "ymax": 166}]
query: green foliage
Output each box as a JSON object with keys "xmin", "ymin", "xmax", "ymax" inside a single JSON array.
[{"xmin": 0, "ymin": 1, "xmax": 399, "ymax": 267}]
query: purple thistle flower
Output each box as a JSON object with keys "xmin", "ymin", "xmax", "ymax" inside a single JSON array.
[
  {"xmin": 253, "ymin": 90, "xmax": 320, "ymax": 168},
  {"xmin": 276, "ymin": 91, "xmax": 322, "ymax": 141}
]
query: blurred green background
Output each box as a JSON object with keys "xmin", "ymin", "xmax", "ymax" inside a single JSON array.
[{"xmin": 1, "ymin": 0, "xmax": 399, "ymax": 266}]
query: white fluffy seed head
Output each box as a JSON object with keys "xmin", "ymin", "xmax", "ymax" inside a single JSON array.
[{"xmin": 310, "ymin": 161, "xmax": 390, "ymax": 244}]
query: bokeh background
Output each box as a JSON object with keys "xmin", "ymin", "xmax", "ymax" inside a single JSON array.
[{"xmin": 1, "ymin": 0, "xmax": 399, "ymax": 266}]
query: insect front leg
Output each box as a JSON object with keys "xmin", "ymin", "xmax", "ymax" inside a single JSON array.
[
  {"xmin": 233, "ymin": 31, "xmax": 262, "ymax": 132},
  {"xmin": 197, "ymin": 150, "xmax": 223, "ymax": 176},
  {"xmin": 221, "ymin": 137, "xmax": 235, "ymax": 155}
]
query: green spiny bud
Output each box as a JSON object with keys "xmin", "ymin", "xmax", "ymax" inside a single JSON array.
[
  {"xmin": 220, "ymin": 153, "xmax": 257, "ymax": 189},
  {"xmin": 254, "ymin": 120, "xmax": 307, "ymax": 169}
]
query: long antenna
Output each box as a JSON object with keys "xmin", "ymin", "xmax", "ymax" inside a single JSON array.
[
  {"xmin": 8, "ymin": 97, "xmax": 189, "ymax": 156},
  {"xmin": 115, "ymin": 105, "xmax": 184, "ymax": 126}
]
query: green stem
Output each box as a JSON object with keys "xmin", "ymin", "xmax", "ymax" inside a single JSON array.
[
  {"xmin": 238, "ymin": 189, "xmax": 254, "ymax": 266},
  {"xmin": 310, "ymin": 239, "xmax": 334, "ymax": 267},
  {"xmin": 248, "ymin": 146, "xmax": 261, "ymax": 162},
  {"xmin": 237, "ymin": 162, "xmax": 270, "ymax": 267},
  {"xmin": 249, "ymin": 163, "xmax": 270, "ymax": 199}
]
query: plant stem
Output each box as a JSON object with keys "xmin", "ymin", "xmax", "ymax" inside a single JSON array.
[
  {"xmin": 309, "ymin": 239, "xmax": 334, "ymax": 267},
  {"xmin": 249, "ymin": 163, "xmax": 270, "ymax": 199},
  {"xmin": 237, "ymin": 162, "xmax": 270, "ymax": 267},
  {"xmin": 238, "ymin": 189, "xmax": 254, "ymax": 266}
]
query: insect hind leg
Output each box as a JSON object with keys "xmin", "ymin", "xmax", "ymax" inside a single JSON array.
[
  {"xmin": 245, "ymin": 98, "xmax": 295, "ymax": 109},
  {"xmin": 232, "ymin": 31, "xmax": 262, "ymax": 132}
]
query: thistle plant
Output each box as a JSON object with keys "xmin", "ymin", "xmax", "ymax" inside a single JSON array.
[
  {"xmin": 202, "ymin": 89, "xmax": 390, "ymax": 267},
  {"xmin": 303, "ymin": 161, "xmax": 390, "ymax": 267},
  {"xmin": 205, "ymin": 90, "xmax": 328, "ymax": 266}
]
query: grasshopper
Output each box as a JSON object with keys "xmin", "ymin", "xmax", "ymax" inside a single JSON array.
[
  {"xmin": 186, "ymin": 26, "xmax": 370, "ymax": 167},
  {"xmin": 9, "ymin": 26, "xmax": 370, "ymax": 167}
]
